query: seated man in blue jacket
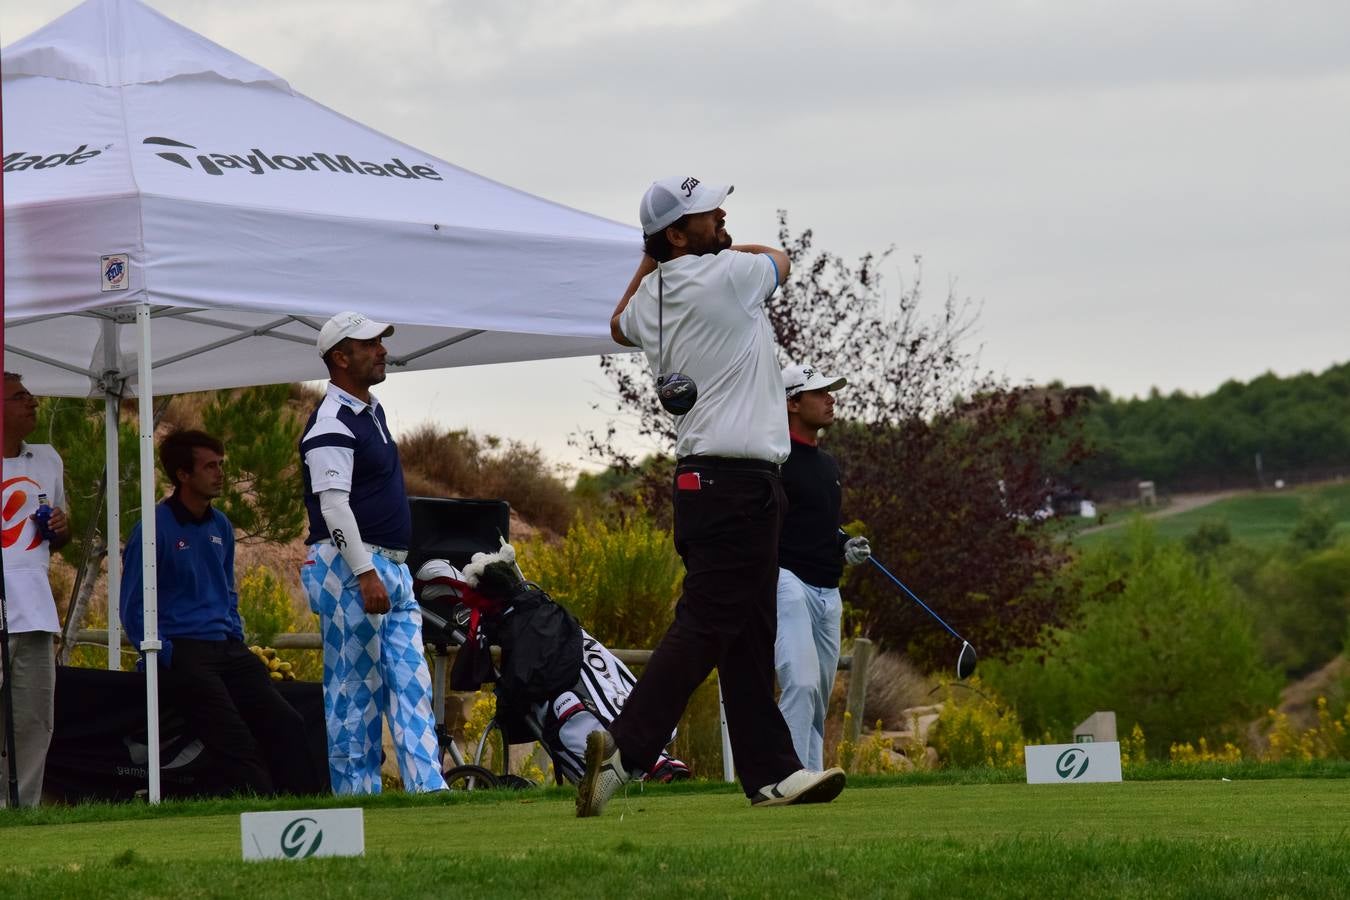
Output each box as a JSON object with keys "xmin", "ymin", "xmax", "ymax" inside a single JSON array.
[{"xmin": 121, "ymin": 429, "xmax": 321, "ymax": 797}]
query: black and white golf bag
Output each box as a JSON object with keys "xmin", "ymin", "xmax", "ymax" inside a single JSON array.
[
  {"xmin": 540, "ymin": 629, "xmax": 688, "ymax": 784},
  {"xmin": 415, "ymin": 556, "xmax": 689, "ymax": 785}
]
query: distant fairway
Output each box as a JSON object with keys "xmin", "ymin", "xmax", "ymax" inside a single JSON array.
[
  {"xmin": 4, "ymin": 768, "xmax": 1349, "ymax": 898},
  {"xmin": 1075, "ymin": 480, "xmax": 1350, "ymax": 549}
]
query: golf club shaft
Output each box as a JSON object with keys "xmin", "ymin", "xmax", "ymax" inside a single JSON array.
[{"xmin": 863, "ymin": 555, "xmax": 969, "ymax": 645}]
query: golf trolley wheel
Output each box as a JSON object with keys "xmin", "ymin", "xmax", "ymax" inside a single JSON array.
[
  {"xmin": 472, "ymin": 717, "xmax": 541, "ymax": 789},
  {"xmin": 495, "ymin": 774, "xmax": 537, "ymax": 791},
  {"xmin": 472, "ymin": 716, "xmax": 510, "ymax": 778},
  {"xmin": 443, "ymin": 764, "xmax": 499, "ymax": 791}
]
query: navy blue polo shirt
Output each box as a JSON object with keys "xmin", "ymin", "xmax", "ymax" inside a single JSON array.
[{"xmin": 300, "ymin": 383, "xmax": 412, "ymax": 550}]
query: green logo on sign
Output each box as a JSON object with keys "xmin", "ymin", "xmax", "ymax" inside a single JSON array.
[
  {"xmin": 280, "ymin": 817, "xmax": 323, "ymax": 858},
  {"xmin": 1055, "ymin": 748, "xmax": 1090, "ymax": 780}
]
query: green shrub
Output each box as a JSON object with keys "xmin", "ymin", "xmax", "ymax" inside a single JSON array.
[
  {"xmin": 516, "ymin": 513, "xmax": 682, "ymax": 649},
  {"xmin": 1183, "ymin": 519, "xmax": 1232, "ymax": 558},
  {"xmin": 237, "ymin": 565, "xmax": 294, "ymax": 647},
  {"xmin": 985, "ymin": 520, "xmax": 1281, "ymax": 757},
  {"xmin": 1263, "ymin": 699, "xmax": 1350, "ymax": 761},
  {"xmin": 929, "ymin": 678, "xmax": 1025, "ymax": 769},
  {"xmin": 836, "ymin": 714, "xmax": 903, "ymax": 775},
  {"xmin": 1289, "ymin": 499, "xmax": 1336, "ymax": 553},
  {"xmin": 1120, "ymin": 723, "xmax": 1148, "ymax": 767},
  {"xmin": 235, "ymin": 564, "xmax": 324, "ymax": 684},
  {"xmin": 1233, "ymin": 542, "xmax": 1350, "ymax": 677}
]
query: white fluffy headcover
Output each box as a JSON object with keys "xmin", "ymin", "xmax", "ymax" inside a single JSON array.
[{"xmin": 460, "ymin": 540, "xmax": 517, "ymax": 587}]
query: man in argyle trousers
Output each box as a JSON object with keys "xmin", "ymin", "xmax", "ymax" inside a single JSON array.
[{"xmin": 299, "ymin": 311, "xmax": 446, "ymax": 795}]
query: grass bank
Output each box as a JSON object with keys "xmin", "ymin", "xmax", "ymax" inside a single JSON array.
[{"xmin": 1076, "ymin": 481, "xmax": 1350, "ymax": 549}]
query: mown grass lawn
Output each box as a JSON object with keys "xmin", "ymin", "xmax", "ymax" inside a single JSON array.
[
  {"xmin": 1076, "ymin": 480, "xmax": 1350, "ymax": 550},
  {"xmin": 4, "ymin": 767, "xmax": 1348, "ymax": 898}
]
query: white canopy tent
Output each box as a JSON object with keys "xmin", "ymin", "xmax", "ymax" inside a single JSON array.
[{"xmin": 3, "ymin": 0, "xmax": 638, "ymax": 801}]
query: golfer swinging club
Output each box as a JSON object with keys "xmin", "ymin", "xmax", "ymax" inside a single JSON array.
[{"xmin": 577, "ymin": 176, "xmax": 846, "ymax": 816}]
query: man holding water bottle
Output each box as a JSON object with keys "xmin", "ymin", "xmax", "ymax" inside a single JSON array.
[{"xmin": 1, "ymin": 372, "xmax": 71, "ymax": 807}]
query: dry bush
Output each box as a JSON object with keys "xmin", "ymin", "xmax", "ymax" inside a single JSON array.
[
  {"xmin": 400, "ymin": 423, "xmax": 574, "ymax": 536},
  {"xmin": 475, "ymin": 442, "xmax": 575, "ymax": 535},
  {"xmin": 863, "ymin": 651, "xmax": 935, "ymax": 729},
  {"xmin": 156, "ymin": 383, "xmax": 319, "ymax": 432},
  {"xmin": 289, "ymin": 382, "xmax": 324, "ymax": 408},
  {"xmin": 161, "ymin": 387, "xmax": 576, "ymax": 533},
  {"xmin": 401, "ymin": 468, "xmax": 447, "ymax": 504},
  {"xmin": 399, "ymin": 424, "xmax": 482, "ymax": 494}
]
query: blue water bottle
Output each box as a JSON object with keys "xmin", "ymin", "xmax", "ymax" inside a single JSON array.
[{"xmin": 32, "ymin": 492, "xmax": 55, "ymax": 542}]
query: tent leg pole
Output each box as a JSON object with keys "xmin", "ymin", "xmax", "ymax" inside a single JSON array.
[
  {"xmin": 104, "ymin": 321, "xmax": 122, "ymax": 670},
  {"xmin": 718, "ymin": 681, "xmax": 735, "ymax": 783},
  {"xmin": 136, "ymin": 304, "xmax": 161, "ymax": 804}
]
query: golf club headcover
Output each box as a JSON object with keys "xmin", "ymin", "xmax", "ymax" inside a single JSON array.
[
  {"xmin": 462, "ymin": 540, "xmax": 524, "ymax": 603},
  {"xmin": 844, "ymin": 536, "xmax": 872, "ymax": 566}
]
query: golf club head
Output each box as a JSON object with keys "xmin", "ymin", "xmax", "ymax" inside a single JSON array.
[
  {"xmin": 956, "ymin": 641, "xmax": 977, "ymax": 680},
  {"xmin": 656, "ymin": 372, "xmax": 698, "ymax": 415}
]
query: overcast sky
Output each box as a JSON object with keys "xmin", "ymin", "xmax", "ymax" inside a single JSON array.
[{"xmin": 5, "ymin": 1, "xmax": 1348, "ymax": 475}]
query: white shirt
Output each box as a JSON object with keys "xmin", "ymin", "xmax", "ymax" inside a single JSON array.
[
  {"xmin": 618, "ymin": 249, "xmax": 789, "ymax": 463},
  {"xmin": 2, "ymin": 443, "xmax": 66, "ymax": 633}
]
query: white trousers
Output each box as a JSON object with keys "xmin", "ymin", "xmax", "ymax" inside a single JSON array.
[{"xmin": 773, "ymin": 569, "xmax": 842, "ymax": 771}]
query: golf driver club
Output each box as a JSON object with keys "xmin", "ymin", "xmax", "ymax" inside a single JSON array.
[{"xmin": 843, "ymin": 531, "xmax": 977, "ymax": 679}]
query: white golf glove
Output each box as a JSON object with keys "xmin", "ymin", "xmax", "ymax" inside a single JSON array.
[{"xmin": 843, "ymin": 536, "xmax": 871, "ymax": 566}]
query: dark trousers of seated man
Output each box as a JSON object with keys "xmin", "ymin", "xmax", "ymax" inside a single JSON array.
[
  {"xmin": 164, "ymin": 638, "xmax": 323, "ymax": 797},
  {"xmin": 609, "ymin": 464, "xmax": 802, "ymax": 797}
]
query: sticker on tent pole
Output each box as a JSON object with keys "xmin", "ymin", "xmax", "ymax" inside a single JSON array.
[{"xmin": 100, "ymin": 254, "xmax": 130, "ymax": 292}]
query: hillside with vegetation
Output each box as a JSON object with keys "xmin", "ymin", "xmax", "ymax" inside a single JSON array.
[{"xmin": 1073, "ymin": 361, "xmax": 1350, "ymax": 495}]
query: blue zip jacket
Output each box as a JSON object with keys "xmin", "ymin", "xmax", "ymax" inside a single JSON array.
[{"xmin": 121, "ymin": 493, "xmax": 242, "ymax": 669}]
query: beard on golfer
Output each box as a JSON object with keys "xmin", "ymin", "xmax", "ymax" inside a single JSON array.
[{"xmin": 576, "ymin": 177, "xmax": 847, "ymax": 816}]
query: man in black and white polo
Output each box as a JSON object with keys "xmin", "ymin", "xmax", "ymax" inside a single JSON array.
[
  {"xmin": 775, "ymin": 362, "xmax": 870, "ymax": 771},
  {"xmin": 576, "ymin": 177, "xmax": 846, "ymax": 816},
  {"xmin": 299, "ymin": 312, "xmax": 446, "ymax": 795}
]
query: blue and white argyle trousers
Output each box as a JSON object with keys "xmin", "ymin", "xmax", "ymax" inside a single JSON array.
[{"xmin": 302, "ymin": 543, "xmax": 447, "ymax": 795}]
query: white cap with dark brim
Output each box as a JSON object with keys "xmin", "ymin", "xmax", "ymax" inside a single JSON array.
[
  {"xmin": 318, "ymin": 311, "xmax": 395, "ymax": 355},
  {"xmin": 782, "ymin": 362, "xmax": 847, "ymax": 398}
]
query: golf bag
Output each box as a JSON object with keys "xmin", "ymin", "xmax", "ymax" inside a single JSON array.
[{"xmin": 415, "ymin": 559, "xmax": 689, "ymax": 785}]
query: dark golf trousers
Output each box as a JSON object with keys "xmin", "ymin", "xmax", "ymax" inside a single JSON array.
[
  {"xmin": 609, "ymin": 460, "xmax": 802, "ymax": 797},
  {"xmin": 163, "ymin": 638, "xmax": 322, "ymax": 797}
]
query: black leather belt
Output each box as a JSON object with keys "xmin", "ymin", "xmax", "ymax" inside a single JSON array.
[{"xmin": 677, "ymin": 455, "xmax": 781, "ymax": 474}]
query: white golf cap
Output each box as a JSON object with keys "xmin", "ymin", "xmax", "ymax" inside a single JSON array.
[
  {"xmin": 317, "ymin": 310, "xmax": 395, "ymax": 355},
  {"xmin": 639, "ymin": 176, "xmax": 734, "ymax": 236},
  {"xmin": 782, "ymin": 362, "xmax": 847, "ymax": 398}
]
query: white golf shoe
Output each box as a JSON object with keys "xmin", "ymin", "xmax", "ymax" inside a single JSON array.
[
  {"xmin": 751, "ymin": 767, "xmax": 847, "ymax": 807},
  {"xmin": 576, "ymin": 729, "xmax": 631, "ymax": 818}
]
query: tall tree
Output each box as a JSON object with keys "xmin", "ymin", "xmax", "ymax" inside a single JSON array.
[{"xmin": 200, "ymin": 384, "xmax": 305, "ymax": 544}]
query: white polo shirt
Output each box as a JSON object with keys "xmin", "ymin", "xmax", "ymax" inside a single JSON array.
[
  {"xmin": 618, "ymin": 249, "xmax": 789, "ymax": 463},
  {"xmin": 2, "ymin": 443, "xmax": 66, "ymax": 634}
]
